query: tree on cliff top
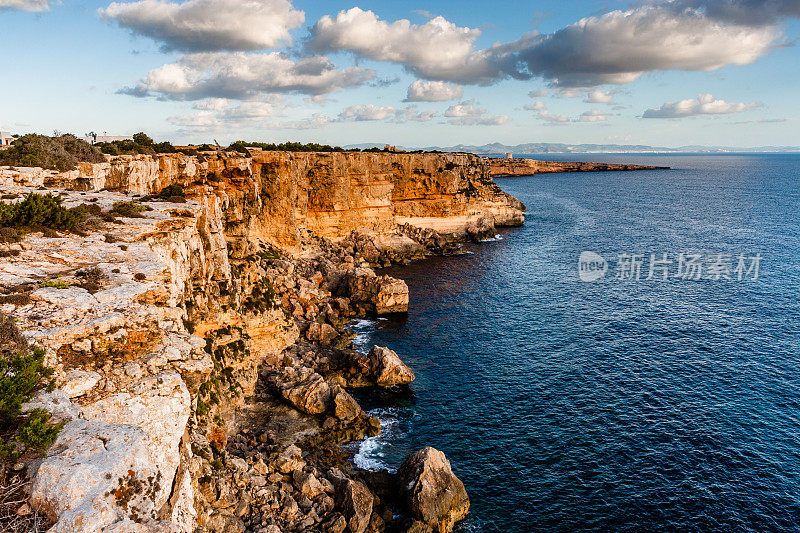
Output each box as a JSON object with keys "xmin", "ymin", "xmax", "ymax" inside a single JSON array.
[{"xmin": 0, "ymin": 134, "xmax": 105, "ymax": 171}]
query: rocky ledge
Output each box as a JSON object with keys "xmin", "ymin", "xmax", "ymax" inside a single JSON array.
[
  {"xmin": 488, "ymin": 157, "xmax": 669, "ymax": 177},
  {"xmin": 0, "ymin": 150, "xmax": 522, "ymax": 533}
]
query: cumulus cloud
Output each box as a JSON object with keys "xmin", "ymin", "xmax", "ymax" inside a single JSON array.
[
  {"xmin": 528, "ymin": 89, "xmax": 549, "ymax": 98},
  {"xmin": 405, "ymin": 80, "xmax": 463, "ymax": 102},
  {"xmin": 513, "ymin": 5, "xmax": 781, "ymax": 87},
  {"xmin": 668, "ymin": 0, "xmax": 800, "ymax": 26},
  {"xmin": 168, "ymin": 97, "xmax": 338, "ymax": 131},
  {"xmin": 642, "ymin": 93, "xmax": 760, "ymax": 118},
  {"xmin": 100, "ymin": 0, "xmax": 305, "ymax": 52},
  {"xmin": 336, "ymin": 104, "xmax": 437, "ymax": 123},
  {"xmin": 308, "ymin": 4, "xmax": 784, "ymax": 88},
  {"xmin": 120, "ymin": 52, "xmax": 375, "ymax": 100},
  {"xmin": 584, "ymin": 89, "xmax": 615, "ymax": 104},
  {"xmin": 577, "ymin": 109, "xmax": 609, "ymax": 122},
  {"xmin": 443, "ymin": 100, "xmax": 510, "ymax": 125},
  {"xmin": 524, "ymin": 101, "xmax": 568, "ymax": 123},
  {"xmin": 338, "ymin": 104, "xmax": 396, "ymax": 121},
  {"xmin": 0, "ymin": 0, "xmax": 52, "ymax": 11},
  {"xmin": 308, "ymin": 7, "xmax": 516, "ymax": 84}
]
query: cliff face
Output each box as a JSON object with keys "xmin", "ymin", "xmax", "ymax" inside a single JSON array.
[
  {"xmin": 487, "ymin": 157, "xmax": 668, "ymax": 177},
  {"xmin": 2, "ymin": 150, "xmax": 524, "ymax": 248},
  {"xmin": 0, "ymin": 151, "xmax": 523, "ymax": 533}
]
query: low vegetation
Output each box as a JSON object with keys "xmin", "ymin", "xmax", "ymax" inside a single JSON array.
[
  {"xmin": 228, "ymin": 141, "xmax": 347, "ymax": 153},
  {"xmin": 0, "ymin": 314, "xmax": 59, "ymax": 531},
  {"xmin": 0, "ymin": 193, "xmax": 88, "ymax": 242},
  {"xmin": 109, "ymin": 200, "xmax": 151, "ymax": 218},
  {"xmin": 141, "ymin": 184, "xmax": 186, "ymax": 203},
  {"xmin": 0, "ymin": 134, "xmax": 105, "ymax": 171},
  {"xmin": 96, "ymin": 132, "xmax": 178, "ymax": 156}
]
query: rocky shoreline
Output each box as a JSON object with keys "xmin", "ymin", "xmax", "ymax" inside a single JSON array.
[
  {"xmin": 488, "ymin": 157, "xmax": 669, "ymax": 177},
  {"xmin": 0, "ymin": 150, "xmax": 524, "ymax": 532}
]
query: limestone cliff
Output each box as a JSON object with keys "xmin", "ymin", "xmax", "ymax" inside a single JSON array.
[
  {"xmin": 0, "ymin": 150, "xmax": 524, "ymax": 533},
  {"xmin": 488, "ymin": 157, "xmax": 668, "ymax": 177}
]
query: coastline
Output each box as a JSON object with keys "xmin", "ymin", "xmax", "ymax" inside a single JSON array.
[{"xmin": 0, "ymin": 149, "xmax": 520, "ymax": 533}]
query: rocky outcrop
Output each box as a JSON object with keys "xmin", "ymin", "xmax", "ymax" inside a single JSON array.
[
  {"xmin": 398, "ymin": 447, "xmax": 470, "ymax": 533},
  {"xmin": 0, "ymin": 149, "xmax": 514, "ymax": 532},
  {"xmin": 488, "ymin": 157, "xmax": 668, "ymax": 177}
]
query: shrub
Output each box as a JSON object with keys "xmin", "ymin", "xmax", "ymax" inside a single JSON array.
[
  {"xmin": 0, "ymin": 134, "xmax": 105, "ymax": 171},
  {"xmin": 110, "ymin": 201, "xmax": 151, "ymax": 218},
  {"xmin": 16, "ymin": 408, "xmax": 62, "ymax": 452},
  {"xmin": 97, "ymin": 132, "xmax": 177, "ymax": 156},
  {"xmin": 229, "ymin": 140, "xmax": 346, "ymax": 153},
  {"xmin": 0, "ymin": 194, "xmax": 88, "ymax": 242},
  {"xmin": 0, "ymin": 314, "xmax": 60, "ymax": 463},
  {"xmin": 141, "ymin": 184, "xmax": 186, "ymax": 203}
]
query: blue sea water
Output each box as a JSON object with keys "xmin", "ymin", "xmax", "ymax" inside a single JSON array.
[{"xmin": 350, "ymin": 153, "xmax": 800, "ymax": 532}]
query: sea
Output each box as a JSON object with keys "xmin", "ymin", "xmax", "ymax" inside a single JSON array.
[{"xmin": 348, "ymin": 153, "xmax": 800, "ymax": 532}]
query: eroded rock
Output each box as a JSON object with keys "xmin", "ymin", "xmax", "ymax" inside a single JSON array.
[{"xmin": 398, "ymin": 447, "xmax": 470, "ymax": 533}]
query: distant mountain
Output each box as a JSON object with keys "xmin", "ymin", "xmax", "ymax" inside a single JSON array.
[{"xmin": 417, "ymin": 142, "xmax": 800, "ymax": 154}]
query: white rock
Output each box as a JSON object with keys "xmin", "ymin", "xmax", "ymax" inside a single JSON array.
[
  {"xmin": 81, "ymin": 373, "xmax": 191, "ymax": 509},
  {"xmin": 62, "ymin": 370, "xmax": 101, "ymax": 398},
  {"xmin": 30, "ymin": 419, "xmax": 156, "ymax": 533}
]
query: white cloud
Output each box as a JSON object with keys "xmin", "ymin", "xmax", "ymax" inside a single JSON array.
[
  {"xmin": 528, "ymin": 89, "xmax": 549, "ymax": 98},
  {"xmin": 405, "ymin": 80, "xmax": 463, "ymax": 102},
  {"xmin": 584, "ymin": 89, "xmax": 615, "ymax": 104},
  {"xmin": 338, "ymin": 104, "xmax": 396, "ymax": 122},
  {"xmin": 336, "ymin": 104, "xmax": 437, "ymax": 123},
  {"xmin": 120, "ymin": 52, "xmax": 375, "ymax": 100},
  {"xmin": 524, "ymin": 101, "xmax": 547, "ymax": 111},
  {"xmin": 524, "ymin": 101, "xmax": 569, "ymax": 123},
  {"xmin": 515, "ymin": 5, "xmax": 780, "ymax": 87},
  {"xmin": 308, "ymin": 7, "xmax": 508, "ymax": 84},
  {"xmin": 577, "ymin": 109, "xmax": 609, "ymax": 122},
  {"xmin": 168, "ymin": 97, "xmax": 338, "ymax": 131},
  {"xmin": 0, "ymin": 0, "xmax": 52, "ymax": 11},
  {"xmin": 443, "ymin": 100, "xmax": 510, "ymax": 125},
  {"xmin": 100, "ymin": 0, "xmax": 305, "ymax": 52},
  {"xmin": 642, "ymin": 93, "xmax": 760, "ymax": 118},
  {"xmin": 308, "ymin": 4, "xmax": 783, "ymax": 88}
]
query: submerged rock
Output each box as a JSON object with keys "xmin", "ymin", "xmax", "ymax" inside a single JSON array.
[{"xmin": 398, "ymin": 447, "xmax": 470, "ymax": 533}]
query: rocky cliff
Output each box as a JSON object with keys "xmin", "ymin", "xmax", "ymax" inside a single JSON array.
[
  {"xmin": 488, "ymin": 157, "xmax": 668, "ymax": 177},
  {"xmin": 0, "ymin": 150, "xmax": 524, "ymax": 533}
]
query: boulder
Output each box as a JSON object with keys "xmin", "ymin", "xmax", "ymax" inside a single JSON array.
[
  {"xmin": 397, "ymin": 447, "xmax": 470, "ymax": 533},
  {"xmin": 272, "ymin": 367, "xmax": 333, "ymax": 415},
  {"xmin": 345, "ymin": 268, "xmax": 408, "ymax": 315},
  {"xmin": 337, "ymin": 479, "xmax": 374, "ymax": 533},
  {"xmin": 367, "ymin": 346, "xmax": 415, "ymax": 387}
]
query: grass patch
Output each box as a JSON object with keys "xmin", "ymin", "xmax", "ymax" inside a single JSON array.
[{"xmin": 39, "ymin": 278, "xmax": 69, "ymax": 289}]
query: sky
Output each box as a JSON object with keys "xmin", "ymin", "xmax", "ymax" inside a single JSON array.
[{"xmin": 1, "ymin": 0, "xmax": 799, "ymax": 148}]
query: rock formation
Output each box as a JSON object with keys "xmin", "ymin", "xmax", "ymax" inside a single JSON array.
[
  {"xmin": 0, "ymin": 149, "xmax": 519, "ymax": 532},
  {"xmin": 398, "ymin": 447, "xmax": 470, "ymax": 533},
  {"xmin": 488, "ymin": 157, "xmax": 668, "ymax": 177}
]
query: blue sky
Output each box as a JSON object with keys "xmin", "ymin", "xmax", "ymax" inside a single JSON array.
[{"xmin": 1, "ymin": 0, "xmax": 798, "ymax": 147}]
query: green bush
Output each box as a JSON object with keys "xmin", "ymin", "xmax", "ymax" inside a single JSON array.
[
  {"xmin": 0, "ymin": 134, "xmax": 105, "ymax": 171},
  {"xmin": 0, "ymin": 314, "xmax": 59, "ymax": 459},
  {"xmin": 97, "ymin": 132, "xmax": 177, "ymax": 156},
  {"xmin": 229, "ymin": 140, "xmax": 346, "ymax": 153},
  {"xmin": 110, "ymin": 201, "xmax": 151, "ymax": 218},
  {"xmin": 0, "ymin": 194, "xmax": 88, "ymax": 241}
]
